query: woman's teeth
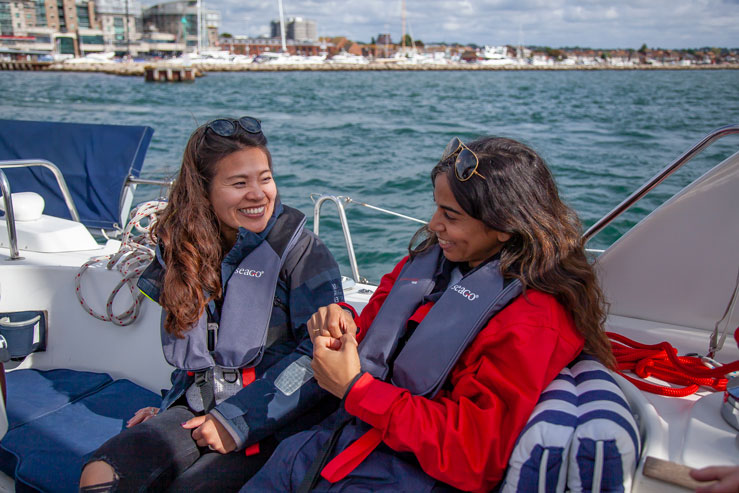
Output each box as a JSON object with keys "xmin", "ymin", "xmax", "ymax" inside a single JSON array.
[{"xmin": 239, "ymin": 206, "xmax": 264, "ymax": 215}]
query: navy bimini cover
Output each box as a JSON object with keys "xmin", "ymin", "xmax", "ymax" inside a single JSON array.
[
  {"xmin": 0, "ymin": 369, "xmax": 161, "ymax": 493},
  {"xmin": 0, "ymin": 119, "xmax": 154, "ymax": 230}
]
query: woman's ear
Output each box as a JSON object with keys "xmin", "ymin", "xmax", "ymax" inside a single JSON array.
[{"xmin": 497, "ymin": 231, "xmax": 512, "ymax": 243}]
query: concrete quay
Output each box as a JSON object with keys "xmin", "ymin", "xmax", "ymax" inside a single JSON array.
[{"xmin": 6, "ymin": 61, "xmax": 738, "ymax": 76}]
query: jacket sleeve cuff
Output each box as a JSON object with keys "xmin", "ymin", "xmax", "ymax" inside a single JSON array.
[
  {"xmin": 337, "ymin": 302, "xmax": 358, "ymax": 319},
  {"xmin": 209, "ymin": 409, "xmax": 246, "ymax": 451},
  {"xmin": 343, "ymin": 372, "xmax": 407, "ymax": 429}
]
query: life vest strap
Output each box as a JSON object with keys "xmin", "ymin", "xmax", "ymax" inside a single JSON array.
[{"xmin": 320, "ymin": 427, "xmax": 383, "ymax": 483}]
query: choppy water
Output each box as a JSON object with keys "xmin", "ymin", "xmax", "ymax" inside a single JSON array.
[{"xmin": 2, "ymin": 69, "xmax": 738, "ymax": 282}]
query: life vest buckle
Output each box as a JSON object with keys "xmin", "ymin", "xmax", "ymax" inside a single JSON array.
[
  {"xmin": 223, "ymin": 368, "xmax": 239, "ymax": 384},
  {"xmin": 207, "ymin": 322, "xmax": 218, "ymax": 352}
]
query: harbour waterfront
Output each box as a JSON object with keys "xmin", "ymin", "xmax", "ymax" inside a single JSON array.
[{"xmin": 1, "ymin": 69, "xmax": 738, "ymax": 282}]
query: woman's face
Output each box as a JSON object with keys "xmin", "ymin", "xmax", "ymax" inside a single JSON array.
[
  {"xmin": 208, "ymin": 146, "xmax": 277, "ymax": 242},
  {"xmin": 428, "ymin": 173, "xmax": 510, "ymax": 268}
]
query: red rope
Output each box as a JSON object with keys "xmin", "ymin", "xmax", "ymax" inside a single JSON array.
[{"xmin": 607, "ymin": 332, "xmax": 739, "ymax": 397}]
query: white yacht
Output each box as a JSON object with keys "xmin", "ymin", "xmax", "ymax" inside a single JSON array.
[{"xmin": 0, "ymin": 119, "xmax": 737, "ymax": 492}]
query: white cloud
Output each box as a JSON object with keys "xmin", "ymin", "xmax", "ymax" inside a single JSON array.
[{"xmin": 167, "ymin": 0, "xmax": 739, "ymax": 48}]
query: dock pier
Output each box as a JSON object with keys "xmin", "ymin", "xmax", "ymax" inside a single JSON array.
[
  {"xmin": 144, "ymin": 65, "xmax": 196, "ymax": 82},
  {"xmin": 0, "ymin": 61, "xmax": 52, "ymax": 71}
]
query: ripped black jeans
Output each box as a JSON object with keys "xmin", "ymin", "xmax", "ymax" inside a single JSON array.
[{"xmin": 84, "ymin": 406, "xmax": 276, "ymax": 492}]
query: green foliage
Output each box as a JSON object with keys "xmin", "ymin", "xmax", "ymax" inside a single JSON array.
[
  {"xmin": 400, "ymin": 34, "xmax": 423, "ymax": 47},
  {"xmin": 638, "ymin": 43, "xmax": 647, "ymax": 54},
  {"xmin": 544, "ymin": 47, "xmax": 564, "ymax": 59}
]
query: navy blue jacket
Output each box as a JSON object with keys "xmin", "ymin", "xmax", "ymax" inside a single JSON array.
[{"xmin": 138, "ymin": 203, "xmax": 344, "ymax": 449}]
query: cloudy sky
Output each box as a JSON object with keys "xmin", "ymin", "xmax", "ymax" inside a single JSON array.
[{"xmin": 194, "ymin": 0, "xmax": 739, "ymax": 49}]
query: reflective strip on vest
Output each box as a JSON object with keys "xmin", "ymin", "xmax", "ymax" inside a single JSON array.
[{"xmin": 161, "ymin": 207, "xmax": 306, "ymax": 371}]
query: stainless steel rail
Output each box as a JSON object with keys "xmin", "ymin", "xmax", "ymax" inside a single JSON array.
[
  {"xmin": 312, "ymin": 194, "xmax": 426, "ymax": 283},
  {"xmin": 583, "ymin": 124, "xmax": 739, "ymax": 243},
  {"xmin": 126, "ymin": 175, "xmax": 175, "ymax": 188},
  {"xmin": 312, "ymin": 195, "xmax": 363, "ymax": 283},
  {"xmin": 0, "ymin": 168, "xmax": 22, "ymax": 260},
  {"xmin": 0, "ymin": 159, "xmax": 80, "ymax": 222}
]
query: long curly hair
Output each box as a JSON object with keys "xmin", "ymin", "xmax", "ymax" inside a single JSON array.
[
  {"xmin": 151, "ymin": 123, "xmax": 272, "ymax": 338},
  {"xmin": 412, "ymin": 137, "xmax": 615, "ymax": 368}
]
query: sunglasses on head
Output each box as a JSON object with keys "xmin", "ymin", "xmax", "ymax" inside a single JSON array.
[
  {"xmin": 204, "ymin": 116, "xmax": 262, "ymax": 139},
  {"xmin": 441, "ymin": 137, "xmax": 486, "ymax": 181}
]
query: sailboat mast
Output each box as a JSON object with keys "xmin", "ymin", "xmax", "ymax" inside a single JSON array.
[
  {"xmin": 196, "ymin": 0, "xmax": 202, "ymax": 52},
  {"xmin": 401, "ymin": 0, "xmax": 406, "ymax": 51},
  {"xmin": 277, "ymin": 0, "xmax": 288, "ymax": 52}
]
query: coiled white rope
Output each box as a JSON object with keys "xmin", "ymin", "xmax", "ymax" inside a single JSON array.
[{"xmin": 75, "ymin": 200, "xmax": 167, "ymax": 326}]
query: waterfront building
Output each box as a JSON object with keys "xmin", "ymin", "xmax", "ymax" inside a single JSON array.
[
  {"xmin": 143, "ymin": 0, "xmax": 219, "ymax": 51},
  {"xmin": 0, "ymin": 0, "xmax": 101, "ymax": 56},
  {"xmin": 270, "ymin": 16, "xmax": 316, "ymax": 42},
  {"xmin": 221, "ymin": 35, "xmax": 324, "ymax": 57},
  {"xmin": 0, "ymin": 26, "xmax": 53, "ymax": 57},
  {"xmin": 94, "ymin": 0, "xmax": 141, "ymax": 55},
  {"xmin": 138, "ymin": 30, "xmax": 184, "ymax": 57}
]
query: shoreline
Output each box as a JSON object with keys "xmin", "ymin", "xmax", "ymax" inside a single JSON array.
[{"xmin": 4, "ymin": 61, "xmax": 739, "ymax": 76}]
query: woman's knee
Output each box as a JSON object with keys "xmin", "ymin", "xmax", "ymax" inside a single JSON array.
[{"xmin": 79, "ymin": 459, "xmax": 118, "ymax": 491}]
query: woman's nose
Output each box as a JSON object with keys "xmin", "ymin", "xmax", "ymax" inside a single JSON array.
[
  {"xmin": 245, "ymin": 185, "xmax": 265, "ymax": 200},
  {"xmin": 428, "ymin": 209, "xmax": 442, "ymax": 232}
]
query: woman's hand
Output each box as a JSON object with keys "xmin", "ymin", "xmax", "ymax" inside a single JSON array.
[
  {"xmin": 307, "ymin": 304, "xmax": 357, "ymax": 349},
  {"xmin": 691, "ymin": 465, "xmax": 739, "ymax": 493},
  {"xmin": 126, "ymin": 406, "xmax": 159, "ymax": 428},
  {"xmin": 181, "ymin": 413, "xmax": 236, "ymax": 454},
  {"xmin": 312, "ymin": 331, "xmax": 361, "ymax": 398}
]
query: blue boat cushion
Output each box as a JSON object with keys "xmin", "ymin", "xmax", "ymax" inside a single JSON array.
[
  {"xmin": 0, "ymin": 369, "xmax": 161, "ymax": 493},
  {"xmin": 501, "ymin": 354, "xmax": 640, "ymax": 493},
  {"xmin": 0, "ymin": 119, "xmax": 154, "ymax": 230}
]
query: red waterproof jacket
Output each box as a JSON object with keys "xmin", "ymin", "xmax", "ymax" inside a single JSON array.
[{"xmin": 343, "ymin": 257, "xmax": 584, "ymax": 492}]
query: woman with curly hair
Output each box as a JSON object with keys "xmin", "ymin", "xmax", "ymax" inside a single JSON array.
[
  {"xmin": 79, "ymin": 117, "xmax": 343, "ymax": 492},
  {"xmin": 245, "ymin": 136, "xmax": 614, "ymax": 492}
]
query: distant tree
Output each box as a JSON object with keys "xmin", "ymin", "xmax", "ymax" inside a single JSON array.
[
  {"xmin": 544, "ymin": 47, "xmax": 564, "ymax": 60},
  {"xmin": 370, "ymin": 36, "xmax": 376, "ymax": 45},
  {"xmin": 638, "ymin": 43, "xmax": 648, "ymax": 54},
  {"xmin": 221, "ymin": 32, "xmax": 233, "ymax": 39}
]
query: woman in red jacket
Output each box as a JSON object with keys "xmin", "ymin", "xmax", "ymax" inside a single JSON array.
[{"xmin": 243, "ymin": 136, "xmax": 615, "ymax": 492}]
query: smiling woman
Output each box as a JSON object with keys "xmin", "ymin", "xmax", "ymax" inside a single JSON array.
[
  {"xmin": 243, "ymin": 136, "xmax": 615, "ymax": 492},
  {"xmin": 78, "ymin": 117, "xmax": 344, "ymax": 492}
]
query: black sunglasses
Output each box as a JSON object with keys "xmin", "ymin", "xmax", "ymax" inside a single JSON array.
[
  {"xmin": 441, "ymin": 137, "xmax": 486, "ymax": 181},
  {"xmin": 204, "ymin": 116, "xmax": 262, "ymax": 139}
]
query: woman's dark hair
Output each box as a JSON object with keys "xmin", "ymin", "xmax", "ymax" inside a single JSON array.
[
  {"xmin": 412, "ymin": 136, "xmax": 615, "ymax": 368},
  {"xmin": 151, "ymin": 124, "xmax": 272, "ymax": 338}
]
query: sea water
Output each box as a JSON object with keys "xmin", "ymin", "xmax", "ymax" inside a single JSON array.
[{"xmin": 1, "ymin": 69, "xmax": 738, "ymax": 282}]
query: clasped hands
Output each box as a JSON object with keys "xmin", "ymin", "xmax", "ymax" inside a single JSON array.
[{"xmin": 308, "ymin": 304, "xmax": 362, "ymax": 399}]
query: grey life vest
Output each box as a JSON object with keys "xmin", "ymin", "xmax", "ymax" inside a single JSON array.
[
  {"xmin": 161, "ymin": 206, "xmax": 306, "ymax": 372},
  {"xmin": 358, "ymin": 245, "xmax": 522, "ymax": 398}
]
